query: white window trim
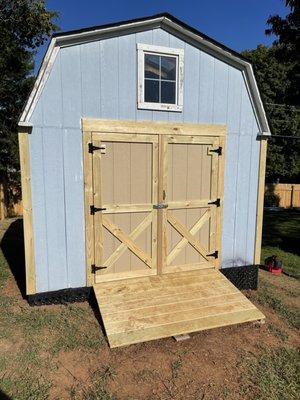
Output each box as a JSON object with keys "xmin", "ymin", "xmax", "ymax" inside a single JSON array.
[{"xmin": 137, "ymin": 43, "xmax": 184, "ymax": 112}]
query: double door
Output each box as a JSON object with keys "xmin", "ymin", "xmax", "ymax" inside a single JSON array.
[{"xmin": 88, "ymin": 128, "xmax": 224, "ymax": 284}]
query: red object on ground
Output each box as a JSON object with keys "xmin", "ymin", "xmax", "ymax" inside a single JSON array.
[{"xmin": 265, "ymin": 255, "xmax": 283, "ymax": 275}]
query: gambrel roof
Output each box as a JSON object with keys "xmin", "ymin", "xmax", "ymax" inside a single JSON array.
[{"xmin": 19, "ymin": 13, "xmax": 270, "ymax": 134}]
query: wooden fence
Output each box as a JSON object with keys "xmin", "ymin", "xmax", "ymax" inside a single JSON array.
[
  {"xmin": 1, "ymin": 182, "xmax": 299, "ymax": 220},
  {"xmin": 265, "ymin": 183, "xmax": 300, "ymax": 208},
  {"xmin": 0, "ymin": 183, "xmax": 23, "ymax": 220}
]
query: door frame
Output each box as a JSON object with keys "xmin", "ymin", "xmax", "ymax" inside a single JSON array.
[{"xmin": 82, "ymin": 118, "xmax": 226, "ymax": 286}]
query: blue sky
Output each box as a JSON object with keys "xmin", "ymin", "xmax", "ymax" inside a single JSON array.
[{"xmin": 35, "ymin": 0, "xmax": 288, "ymax": 72}]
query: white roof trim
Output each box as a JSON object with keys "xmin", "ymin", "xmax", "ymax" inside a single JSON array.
[{"xmin": 19, "ymin": 15, "xmax": 270, "ymax": 134}]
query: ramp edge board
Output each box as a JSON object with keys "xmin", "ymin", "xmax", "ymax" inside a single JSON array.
[{"xmin": 93, "ymin": 270, "xmax": 265, "ymax": 348}]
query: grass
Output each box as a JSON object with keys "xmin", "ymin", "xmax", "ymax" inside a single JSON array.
[
  {"xmin": 252, "ymin": 274, "xmax": 299, "ymax": 329},
  {"xmin": 0, "ymin": 220, "xmax": 108, "ymax": 399},
  {"xmin": 69, "ymin": 369, "xmax": 115, "ymax": 400},
  {"xmin": 244, "ymin": 347, "xmax": 300, "ymax": 400},
  {"xmin": 261, "ymin": 210, "xmax": 300, "ymax": 277},
  {"xmin": 0, "ymin": 216, "xmax": 299, "ymax": 399}
]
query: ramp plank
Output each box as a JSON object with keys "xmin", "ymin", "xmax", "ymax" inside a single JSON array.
[{"xmin": 93, "ymin": 269, "xmax": 265, "ymax": 348}]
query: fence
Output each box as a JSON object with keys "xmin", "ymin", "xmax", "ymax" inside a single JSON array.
[
  {"xmin": 0, "ymin": 183, "xmax": 23, "ymax": 220},
  {"xmin": 265, "ymin": 183, "xmax": 300, "ymax": 208}
]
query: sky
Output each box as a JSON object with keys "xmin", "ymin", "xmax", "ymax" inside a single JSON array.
[{"xmin": 35, "ymin": 0, "xmax": 288, "ymax": 72}]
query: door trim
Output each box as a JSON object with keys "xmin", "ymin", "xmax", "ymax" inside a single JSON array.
[{"xmin": 82, "ymin": 119, "xmax": 226, "ymax": 286}]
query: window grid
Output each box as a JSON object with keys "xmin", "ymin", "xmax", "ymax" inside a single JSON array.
[
  {"xmin": 137, "ymin": 43, "xmax": 184, "ymax": 112},
  {"xmin": 144, "ymin": 53, "xmax": 177, "ymax": 105}
]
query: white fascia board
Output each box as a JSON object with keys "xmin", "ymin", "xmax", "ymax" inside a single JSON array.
[
  {"xmin": 20, "ymin": 14, "xmax": 271, "ymax": 135},
  {"xmin": 19, "ymin": 38, "xmax": 59, "ymax": 122},
  {"xmin": 55, "ymin": 17, "xmax": 164, "ymax": 47},
  {"xmin": 163, "ymin": 18, "xmax": 271, "ymax": 135}
]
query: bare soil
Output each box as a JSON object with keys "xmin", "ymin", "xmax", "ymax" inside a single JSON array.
[{"xmin": 0, "ymin": 218, "xmax": 299, "ymax": 400}]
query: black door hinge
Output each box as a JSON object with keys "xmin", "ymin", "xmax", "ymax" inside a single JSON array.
[
  {"xmin": 209, "ymin": 146, "xmax": 222, "ymax": 156},
  {"xmin": 208, "ymin": 198, "xmax": 221, "ymax": 207},
  {"xmin": 91, "ymin": 264, "xmax": 107, "ymax": 273},
  {"xmin": 206, "ymin": 250, "xmax": 219, "ymax": 259},
  {"xmin": 90, "ymin": 205, "xmax": 106, "ymax": 215},
  {"xmin": 88, "ymin": 143, "xmax": 106, "ymax": 154}
]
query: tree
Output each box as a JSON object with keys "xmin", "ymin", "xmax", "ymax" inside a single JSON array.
[
  {"xmin": 243, "ymin": 0, "xmax": 300, "ymax": 182},
  {"xmin": 0, "ymin": 0, "xmax": 58, "ymax": 200}
]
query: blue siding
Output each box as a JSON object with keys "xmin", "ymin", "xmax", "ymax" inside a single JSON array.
[{"xmin": 29, "ymin": 27, "xmax": 261, "ymax": 292}]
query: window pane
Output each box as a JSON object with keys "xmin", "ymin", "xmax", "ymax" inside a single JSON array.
[
  {"xmin": 161, "ymin": 56, "xmax": 176, "ymax": 80},
  {"xmin": 145, "ymin": 54, "xmax": 160, "ymax": 79},
  {"xmin": 161, "ymin": 81, "xmax": 176, "ymax": 104},
  {"xmin": 145, "ymin": 79, "xmax": 159, "ymax": 103}
]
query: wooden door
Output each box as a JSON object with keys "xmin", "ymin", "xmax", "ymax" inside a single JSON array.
[
  {"xmin": 159, "ymin": 135, "xmax": 222, "ymax": 274},
  {"xmin": 91, "ymin": 133, "xmax": 159, "ymax": 283}
]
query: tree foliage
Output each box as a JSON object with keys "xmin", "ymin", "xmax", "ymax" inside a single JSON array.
[
  {"xmin": 0, "ymin": 0, "xmax": 58, "ymax": 191},
  {"xmin": 243, "ymin": 0, "xmax": 300, "ymax": 182}
]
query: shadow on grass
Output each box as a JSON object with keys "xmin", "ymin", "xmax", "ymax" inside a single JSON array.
[
  {"xmin": 262, "ymin": 210, "xmax": 300, "ymax": 256},
  {"xmin": 0, "ymin": 389, "xmax": 12, "ymax": 399},
  {"xmin": 88, "ymin": 289, "xmax": 109, "ymax": 347},
  {"xmin": 0, "ymin": 218, "xmax": 26, "ymax": 298}
]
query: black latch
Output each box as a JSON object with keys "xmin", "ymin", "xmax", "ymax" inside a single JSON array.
[
  {"xmin": 209, "ymin": 146, "xmax": 222, "ymax": 156},
  {"xmin": 88, "ymin": 143, "xmax": 106, "ymax": 154},
  {"xmin": 153, "ymin": 203, "xmax": 168, "ymax": 209},
  {"xmin": 90, "ymin": 205, "xmax": 106, "ymax": 215},
  {"xmin": 206, "ymin": 250, "xmax": 219, "ymax": 259},
  {"xmin": 91, "ymin": 264, "xmax": 107, "ymax": 273},
  {"xmin": 208, "ymin": 198, "xmax": 221, "ymax": 207}
]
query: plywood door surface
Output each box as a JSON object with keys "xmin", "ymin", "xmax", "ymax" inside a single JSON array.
[
  {"xmin": 161, "ymin": 135, "xmax": 220, "ymax": 273},
  {"xmin": 90, "ymin": 131, "xmax": 222, "ymax": 283},
  {"xmin": 92, "ymin": 133, "xmax": 158, "ymax": 283}
]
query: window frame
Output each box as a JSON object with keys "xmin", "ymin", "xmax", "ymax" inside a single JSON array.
[{"xmin": 137, "ymin": 43, "xmax": 184, "ymax": 112}]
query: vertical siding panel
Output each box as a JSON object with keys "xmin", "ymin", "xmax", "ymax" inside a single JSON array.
[
  {"xmin": 213, "ymin": 59, "xmax": 229, "ymax": 124},
  {"xmin": 43, "ymin": 128, "xmax": 68, "ymax": 290},
  {"xmin": 221, "ymin": 134, "xmax": 239, "ymax": 267},
  {"xmin": 28, "ymin": 28, "xmax": 263, "ymax": 292},
  {"xmin": 63, "ymin": 128, "xmax": 86, "ymax": 287},
  {"xmin": 233, "ymin": 134, "xmax": 252, "ymax": 264},
  {"xmin": 29, "ymin": 98, "xmax": 43, "ymax": 126},
  {"xmin": 198, "ymin": 52, "xmax": 214, "ymax": 123},
  {"xmin": 29, "ymin": 128, "xmax": 49, "ymax": 292},
  {"xmin": 240, "ymin": 79, "xmax": 254, "ymax": 135},
  {"xmin": 183, "ymin": 43, "xmax": 200, "ymax": 123},
  {"xmin": 80, "ymin": 42, "xmax": 101, "ymax": 117},
  {"xmin": 227, "ymin": 68, "xmax": 243, "ymax": 133},
  {"xmin": 100, "ymin": 37, "xmax": 119, "ymax": 119},
  {"xmin": 152, "ymin": 29, "xmax": 170, "ymax": 122},
  {"xmin": 245, "ymin": 120, "xmax": 260, "ymax": 263},
  {"xmin": 136, "ymin": 30, "xmax": 153, "ymax": 121},
  {"xmin": 168, "ymin": 35, "xmax": 184, "ymax": 123},
  {"xmin": 118, "ymin": 35, "xmax": 136, "ymax": 120},
  {"xmin": 41, "ymin": 52, "xmax": 63, "ymax": 127},
  {"xmin": 61, "ymin": 46, "xmax": 82, "ymax": 127}
]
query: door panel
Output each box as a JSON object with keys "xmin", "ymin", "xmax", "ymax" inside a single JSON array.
[
  {"xmin": 161, "ymin": 135, "xmax": 220, "ymax": 273},
  {"xmin": 90, "ymin": 131, "xmax": 223, "ymax": 282},
  {"xmin": 92, "ymin": 134, "xmax": 158, "ymax": 282}
]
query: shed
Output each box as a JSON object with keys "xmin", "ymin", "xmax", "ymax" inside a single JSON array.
[{"xmin": 18, "ymin": 14, "xmax": 268, "ymax": 347}]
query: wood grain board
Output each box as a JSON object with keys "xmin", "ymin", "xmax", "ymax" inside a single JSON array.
[{"xmin": 94, "ymin": 269, "xmax": 265, "ymax": 348}]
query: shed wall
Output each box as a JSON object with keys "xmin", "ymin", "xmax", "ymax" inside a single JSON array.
[{"xmin": 29, "ymin": 28, "xmax": 260, "ymax": 292}]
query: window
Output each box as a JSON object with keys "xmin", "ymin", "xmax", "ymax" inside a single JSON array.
[{"xmin": 137, "ymin": 44, "xmax": 184, "ymax": 112}]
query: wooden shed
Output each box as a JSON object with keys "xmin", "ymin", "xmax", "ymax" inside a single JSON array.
[{"xmin": 18, "ymin": 14, "xmax": 268, "ymax": 347}]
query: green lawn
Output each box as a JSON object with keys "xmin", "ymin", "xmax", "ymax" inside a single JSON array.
[
  {"xmin": 0, "ymin": 216, "xmax": 299, "ymax": 399},
  {"xmin": 261, "ymin": 210, "xmax": 300, "ymax": 278}
]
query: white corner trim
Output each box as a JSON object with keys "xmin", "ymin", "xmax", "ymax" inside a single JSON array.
[
  {"xmin": 19, "ymin": 39, "xmax": 59, "ymax": 122},
  {"xmin": 18, "ymin": 121, "xmax": 33, "ymax": 127}
]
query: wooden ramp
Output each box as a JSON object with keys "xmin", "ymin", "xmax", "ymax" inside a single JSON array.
[{"xmin": 93, "ymin": 269, "xmax": 265, "ymax": 348}]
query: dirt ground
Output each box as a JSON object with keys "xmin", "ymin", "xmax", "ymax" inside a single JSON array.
[{"xmin": 0, "ymin": 218, "xmax": 299, "ymax": 400}]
